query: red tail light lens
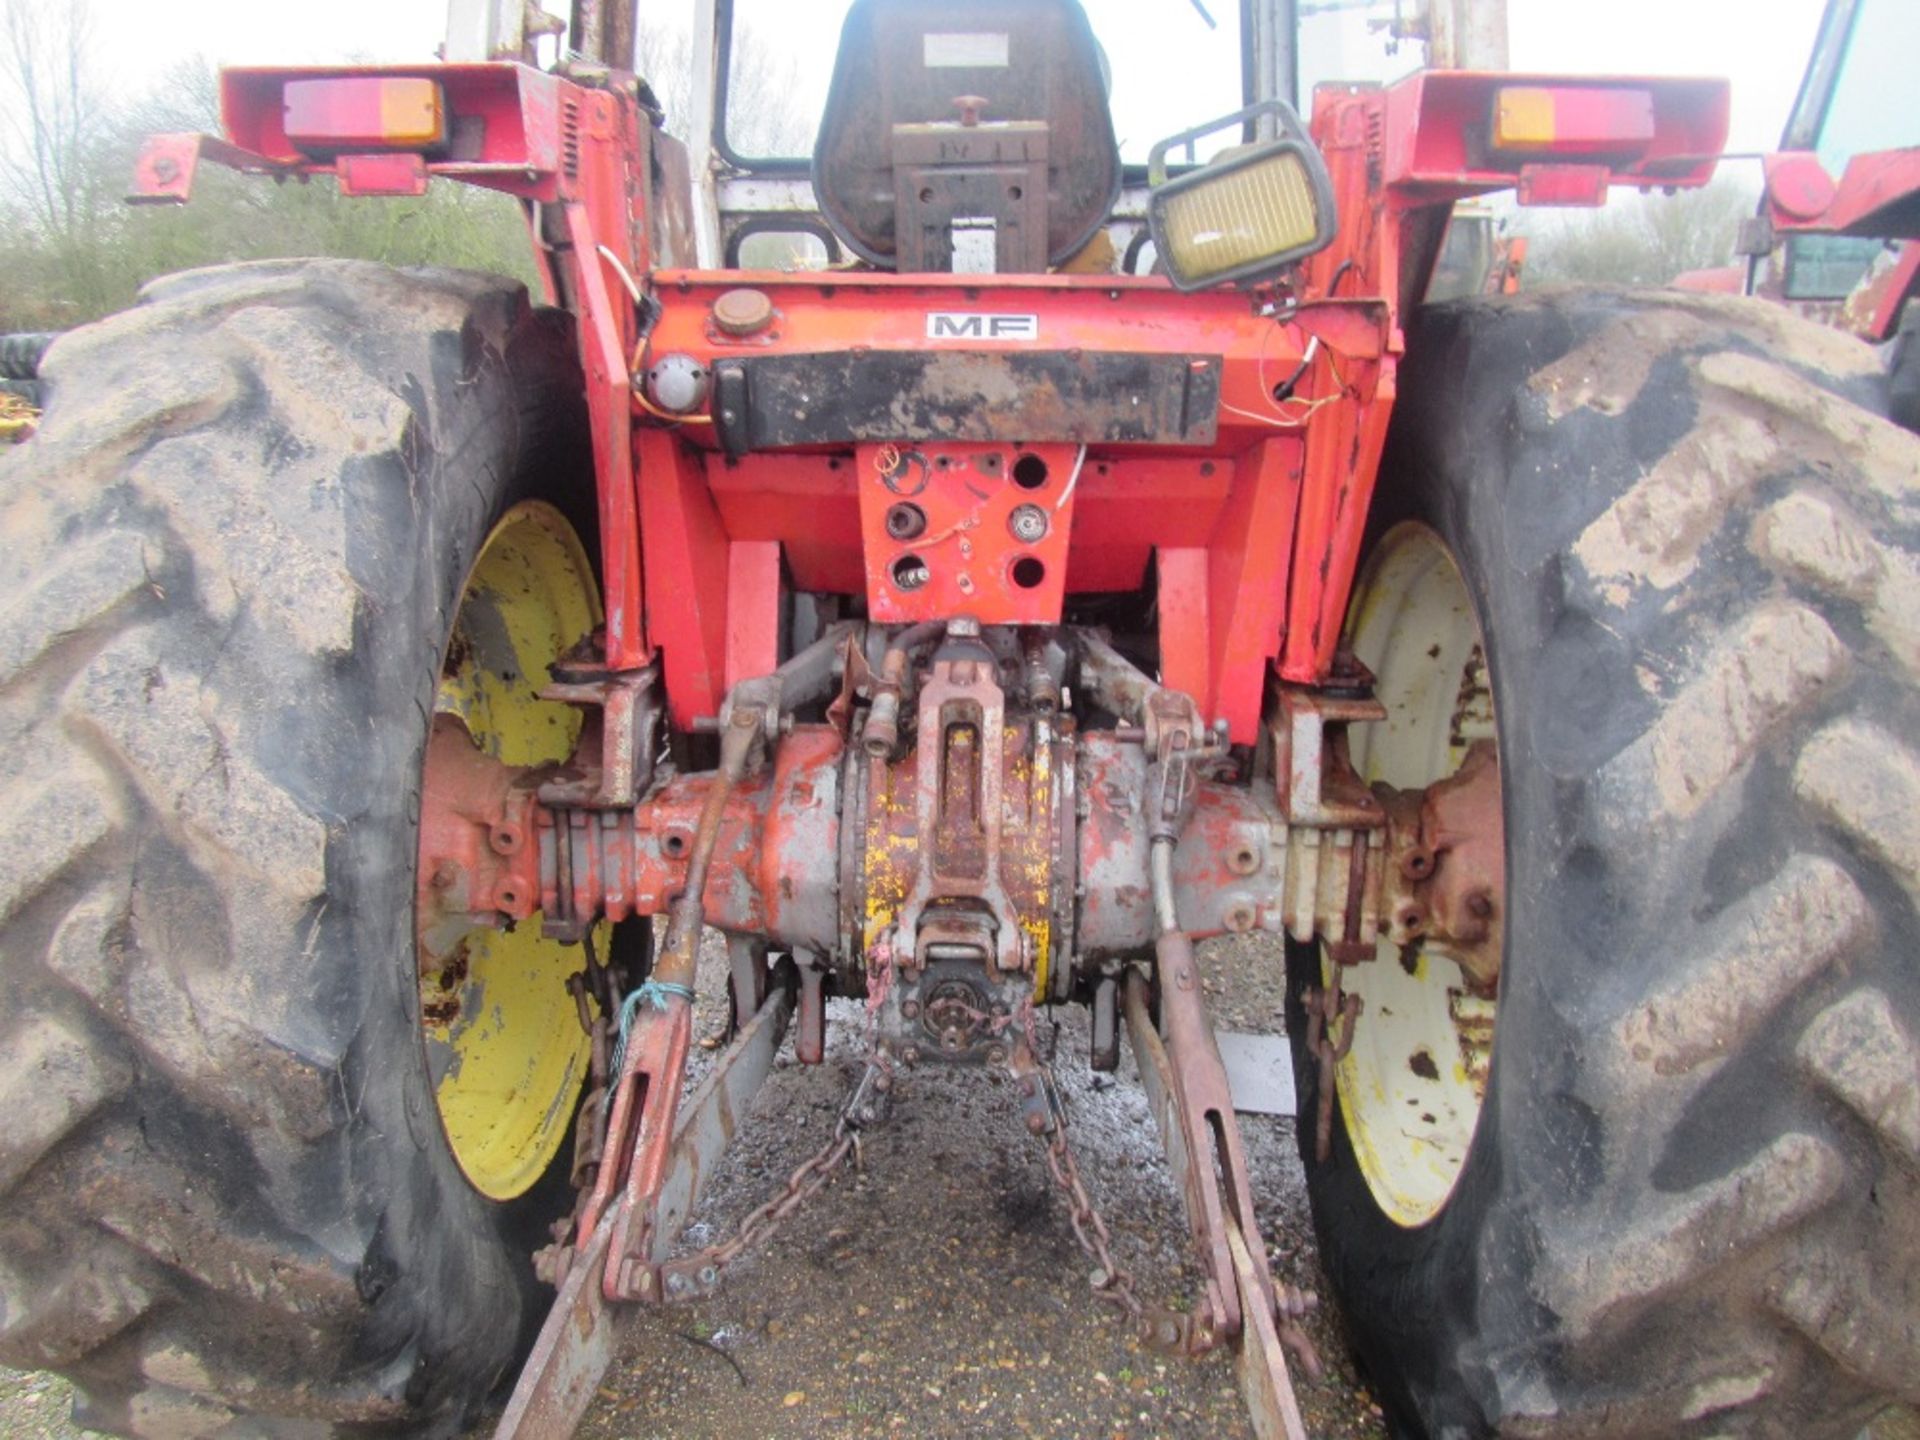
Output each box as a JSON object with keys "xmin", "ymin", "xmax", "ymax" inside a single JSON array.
[
  {"xmin": 1492, "ymin": 86, "xmax": 1657, "ymax": 157},
  {"xmin": 283, "ymin": 77, "xmax": 446, "ymax": 153}
]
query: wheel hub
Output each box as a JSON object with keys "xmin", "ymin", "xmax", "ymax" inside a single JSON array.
[
  {"xmin": 418, "ymin": 501, "xmax": 604, "ymax": 1202},
  {"xmin": 1334, "ymin": 522, "xmax": 1507, "ymax": 1228}
]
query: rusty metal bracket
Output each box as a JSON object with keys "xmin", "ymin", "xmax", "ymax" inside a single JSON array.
[
  {"xmin": 1076, "ymin": 629, "xmax": 1224, "ymax": 846},
  {"xmin": 1268, "ymin": 681, "xmax": 1386, "ymax": 828},
  {"xmin": 495, "ymin": 981, "xmax": 793, "ymax": 1440},
  {"xmin": 127, "ymin": 132, "xmax": 295, "ymax": 204},
  {"xmin": 1375, "ymin": 738, "xmax": 1505, "ymax": 992},
  {"xmin": 890, "ymin": 619, "xmax": 1027, "ymax": 977},
  {"xmin": 539, "ymin": 661, "xmax": 662, "ymax": 810}
]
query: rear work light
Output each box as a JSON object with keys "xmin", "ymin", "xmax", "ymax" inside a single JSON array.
[
  {"xmin": 1491, "ymin": 85, "xmax": 1656, "ymax": 157},
  {"xmin": 283, "ymin": 77, "xmax": 446, "ymax": 154},
  {"xmin": 1146, "ymin": 101, "xmax": 1337, "ymax": 293}
]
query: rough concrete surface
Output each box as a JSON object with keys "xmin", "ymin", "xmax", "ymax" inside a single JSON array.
[{"xmin": 0, "ymin": 932, "xmax": 1391, "ymax": 1440}]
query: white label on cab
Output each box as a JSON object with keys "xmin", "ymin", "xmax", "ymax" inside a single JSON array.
[{"xmin": 923, "ymin": 32, "xmax": 1010, "ymax": 67}]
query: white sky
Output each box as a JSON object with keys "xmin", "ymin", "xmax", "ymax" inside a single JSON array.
[{"xmin": 82, "ymin": 0, "xmax": 1825, "ymax": 155}]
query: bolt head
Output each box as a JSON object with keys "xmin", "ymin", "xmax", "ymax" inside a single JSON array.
[{"xmin": 1008, "ymin": 503, "xmax": 1050, "ymax": 543}]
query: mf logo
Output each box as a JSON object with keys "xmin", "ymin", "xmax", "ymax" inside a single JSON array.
[{"xmin": 925, "ymin": 312, "xmax": 1039, "ymax": 340}]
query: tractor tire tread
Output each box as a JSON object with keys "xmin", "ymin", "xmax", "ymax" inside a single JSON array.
[
  {"xmin": 0, "ymin": 259, "xmax": 578, "ymax": 1435},
  {"xmin": 1303, "ymin": 287, "xmax": 1920, "ymax": 1439}
]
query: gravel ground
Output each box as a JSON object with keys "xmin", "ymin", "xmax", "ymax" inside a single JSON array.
[
  {"xmin": 0, "ymin": 932, "xmax": 1388, "ymax": 1440},
  {"xmin": 549, "ymin": 929, "xmax": 1387, "ymax": 1440},
  {"xmin": 0, "ymin": 1371, "xmax": 94, "ymax": 1440}
]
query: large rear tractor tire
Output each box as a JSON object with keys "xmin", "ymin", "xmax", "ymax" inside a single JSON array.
[
  {"xmin": 0, "ymin": 261, "xmax": 601, "ymax": 1435},
  {"xmin": 1291, "ymin": 289, "xmax": 1920, "ymax": 1438}
]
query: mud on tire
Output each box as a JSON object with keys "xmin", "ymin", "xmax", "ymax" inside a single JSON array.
[
  {"xmin": 0, "ymin": 260, "xmax": 590, "ymax": 1435},
  {"xmin": 1291, "ymin": 289, "xmax": 1920, "ymax": 1439}
]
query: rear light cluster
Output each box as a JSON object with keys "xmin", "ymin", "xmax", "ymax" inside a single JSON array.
[
  {"xmin": 282, "ymin": 77, "xmax": 446, "ymax": 154},
  {"xmin": 1490, "ymin": 85, "xmax": 1658, "ymax": 160}
]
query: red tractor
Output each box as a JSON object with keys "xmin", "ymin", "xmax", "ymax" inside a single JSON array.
[
  {"xmin": 0, "ymin": 2, "xmax": 1914, "ymax": 1437},
  {"xmin": 1673, "ymin": 0, "xmax": 1920, "ymax": 430}
]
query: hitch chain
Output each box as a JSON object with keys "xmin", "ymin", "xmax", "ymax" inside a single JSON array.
[
  {"xmin": 662, "ymin": 1058, "xmax": 886, "ymax": 1298},
  {"xmin": 1019, "ymin": 1006, "xmax": 1143, "ymax": 1320},
  {"xmin": 657, "ymin": 946, "xmax": 900, "ymax": 1300},
  {"xmin": 1303, "ymin": 978, "xmax": 1363, "ymax": 1164}
]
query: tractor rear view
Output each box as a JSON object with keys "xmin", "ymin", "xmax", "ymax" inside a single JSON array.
[{"xmin": 0, "ymin": 2, "xmax": 1916, "ymax": 1438}]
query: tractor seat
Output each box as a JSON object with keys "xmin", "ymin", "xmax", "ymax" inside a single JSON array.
[{"xmin": 811, "ymin": 0, "xmax": 1121, "ymax": 274}]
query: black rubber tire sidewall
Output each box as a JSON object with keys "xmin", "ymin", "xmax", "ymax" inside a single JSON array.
[
  {"xmin": 1288, "ymin": 287, "xmax": 1916, "ymax": 1440},
  {"xmin": 0, "ymin": 261, "xmax": 596, "ymax": 1435}
]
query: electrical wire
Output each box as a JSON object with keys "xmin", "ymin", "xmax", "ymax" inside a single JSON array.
[
  {"xmin": 596, "ymin": 244, "xmax": 644, "ymax": 306},
  {"xmin": 1222, "ymin": 324, "xmax": 1351, "ymax": 429},
  {"xmin": 633, "ymin": 386, "xmax": 714, "ymax": 425},
  {"xmin": 1054, "ymin": 443, "xmax": 1089, "ymax": 511}
]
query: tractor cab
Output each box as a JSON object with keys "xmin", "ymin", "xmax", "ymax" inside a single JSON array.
[{"xmin": 710, "ymin": 0, "xmax": 1341, "ymax": 290}]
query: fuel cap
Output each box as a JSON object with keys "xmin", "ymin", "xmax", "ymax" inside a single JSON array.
[{"xmin": 712, "ymin": 287, "xmax": 775, "ymax": 337}]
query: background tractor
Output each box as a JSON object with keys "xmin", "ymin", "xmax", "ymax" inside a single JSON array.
[
  {"xmin": 0, "ymin": 1, "xmax": 1915, "ymax": 1438},
  {"xmin": 1671, "ymin": 0, "xmax": 1919, "ymax": 430}
]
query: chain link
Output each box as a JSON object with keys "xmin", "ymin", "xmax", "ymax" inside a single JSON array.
[
  {"xmin": 1019, "ymin": 1007, "xmax": 1142, "ymax": 1319},
  {"xmin": 661, "ymin": 946, "xmax": 899, "ymax": 1296},
  {"xmin": 689, "ymin": 1065, "xmax": 876, "ymax": 1280},
  {"xmin": 652, "ymin": 949, "xmax": 1139, "ymax": 1327},
  {"xmin": 1304, "ymin": 978, "xmax": 1362, "ymax": 1164}
]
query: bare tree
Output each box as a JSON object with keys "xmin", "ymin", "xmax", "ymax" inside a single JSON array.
[
  {"xmin": 0, "ymin": 0, "xmax": 123, "ymax": 320},
  {"xmin": 633, "ymin": 18, "xmax": 813, "ymax": 158},
  {"xmin": 0, "ymin": 0, "xmax": 106, "ymax": 242}
]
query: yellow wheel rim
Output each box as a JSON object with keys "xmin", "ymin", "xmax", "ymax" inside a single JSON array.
[
  {"xmin": 422, "ymin": 501, "xmax": 602, "ymax": 1202},
  {"xmin": 1335, "ymin": 523, "xmax": 1501, "ymax": 1228}
]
